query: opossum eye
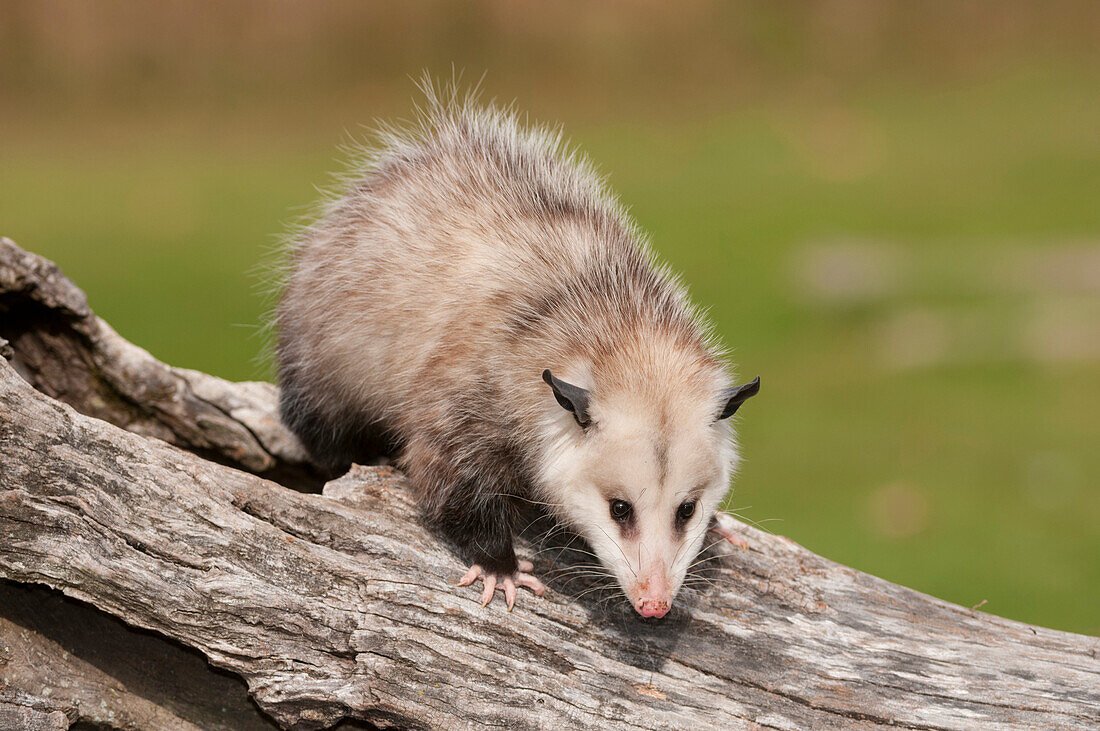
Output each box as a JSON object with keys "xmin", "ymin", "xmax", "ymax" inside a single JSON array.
[
  {"xmin": 718, "ymin": 376, "xmax": 761, "ymax": 420},
  {"xmin": 677, "ymin": 500, "xmax": 697, "ymax": 522},
  {"xmin": 609, "ymin": 499, "xmax": 633, "ymax": 522}
]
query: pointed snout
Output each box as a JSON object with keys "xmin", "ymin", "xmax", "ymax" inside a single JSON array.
[{"xmin": 632, "ymin": 571, "xmax": 672, "ymax": 619}]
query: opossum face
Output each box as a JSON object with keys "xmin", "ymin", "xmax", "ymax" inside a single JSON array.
[{"xmin": 541, "ymin": 371, "xmax": 759, "ymax": 618}]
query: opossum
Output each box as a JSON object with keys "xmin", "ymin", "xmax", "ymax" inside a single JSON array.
[{"xmin": 275, "ymin": 92, "xmax": 759, "ymax": 618}]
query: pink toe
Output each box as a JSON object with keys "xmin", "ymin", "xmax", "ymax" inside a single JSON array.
[
  {"xmin": 712, "ymin": 513, "xmax": 750, "ymax": 549},
  {"xmin": 458, "ymin": 564, "xmax": 482, "ymax": 586},
  {"xmin": 503, "ymin": 578, "xmax": 517, "ymax": 610},
  {"xmin": 517, "ymin": 559, "xmax": 534, "ymax": 572},
  {"xmin": 727, "ymin": 534, "xmax": 750, "ymax": 549},
  {"xmin": 517, "ymin": 574, "xmax": 546, "ymax": 596},
  {"xmin": 480, "ymin": 575, "xmax": 497, "ymax": 606}
]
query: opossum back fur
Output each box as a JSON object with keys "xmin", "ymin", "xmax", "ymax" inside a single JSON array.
[{"xmin": 275, "ymin": 90, "xmax": 732, "ymax": 538}]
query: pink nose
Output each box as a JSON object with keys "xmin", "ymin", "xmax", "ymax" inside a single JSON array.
[
  {"xmin": 633, "ymin": 571, "xmax": 672, "ymax": 618},
  {"xmin": 634, "ymin": 598, "xmax": 671, "ymax": 618}
]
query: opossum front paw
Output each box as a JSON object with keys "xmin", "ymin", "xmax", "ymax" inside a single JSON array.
[
  {"xmin": 711, "ymin": 511, "xmax": 751, "ymax": 550},
  {"xmin": 457, "ymin": 560, "xmax": 547, "ymax": 611}
]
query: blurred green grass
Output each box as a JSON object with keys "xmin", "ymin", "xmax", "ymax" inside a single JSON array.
[{"xmin": 2, "ymin": 68, "xmax": 1097, "ymax": 636}]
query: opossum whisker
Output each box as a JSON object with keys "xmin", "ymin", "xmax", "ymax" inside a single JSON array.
[
  {"xmin": 684, "ymin": 559, "xmax": 725, "ymax": 579},
  {"xmin": 594, "ymin": 592, "xmax": 632, "ymax": 612},
  {"xmin": 686, "ymin": 563, "xmax": 726, "ymax": 581},
  {"xmin": 544, "ymin": 555, "xmax": 606, "ymax": 572},
  {"xmin": 532, "ymin": 545, "xmax": 597, "ymax": 566},
  {"xmin": 528, "ymin": 544, "xmax": 599, "ymax": 563},
  {"xmin": 551, "ymin": 563, "xmax": 608, "ymax": 577},
  {"xmin": 686, "ymin": 560, "xmax": 726, "ymax": 579},
  {"xmin": 531, "ymin": 528, "xmax": 595, "ymax": 560},
  {"xmin": 496, "ymin": 493, "xmax": 568, "ymax": 510},
  {"xmin": 549, "ymin": 566, "xmax": 614, "ymax": 581},
  {"xmin": 534, "ymin": 534, "xmax": 585, "ymax": 556},
  {"xmin": 517, "ymin": 514, "xmax": 556, "ymax": 536},
  {"xmin": 596, "ymin": 526, "xmax": 637, "ymax": 580},
  {"xmin": 727, "ymin": 515, "xmax": 782, "ymax": 531},
  {"xmin": 561, "ymin": 573, "xmax": 614, "ymax": 586},
  {"xmin": 557, "ymin": 574, "xmax": 614, "ymax": 591},
  {"xmin": 572, "ymin": 582, "xmax": 619, "ymax": 602},
  {"xmin": 684, "ymin": 569, "xmax": 728, "ymax": 591},
  {"xmin": 534, "ymin": 530, "xmax": 603, "ymax": 565},
  {"xmin": 535, "ymin": 520, "xmax": 577, "ymax": 543},
  {"xmin": 684, "ymin": 568, "xmax": 722, "ymax": 581},
  {"xmin": 686, "ymin": 554, "xmax": 724, "ymax": 573},
  {"xmin": 686, "ymin": 536, "xmax": 736, "ymax": 570},
  {"xmin": 547, "ymin": 557, "xmax": 616, "ymax": 579},
  {"xmin": 722, "ymin": 510, "xmax": 783, "ymax": 535},
  {"xmin": 677, "ymin": 571, "xmax": 721, "ymax": 584},
  {"xmin": 681, "ymin": 576, "xmax": 721, "ymax": 592},
  {"xmin": 559, "ymin": 578, "xmax": 616, "ymax": 594},
  {"xmin": 553, "ymin": 572, "xmax": 610, "ymax": 584},
  {"xmin": 678, "ymin": 536, "xmax": 734, "ymax": 578},
  {"xmin": 671, "ymin": 520, "xmax": 711, "ymax": 569}
]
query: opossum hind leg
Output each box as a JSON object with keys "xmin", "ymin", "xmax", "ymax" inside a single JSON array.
[{"xmin": 458, "ymin": 560, "xmax": 547, "ymax": 611}]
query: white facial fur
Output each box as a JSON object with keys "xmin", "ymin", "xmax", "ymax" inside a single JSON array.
[{"xmin": 538, "ymin": 385, "xmax": 737, "ymax": 617}]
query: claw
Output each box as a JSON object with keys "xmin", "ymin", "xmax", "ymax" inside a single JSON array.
[
  {"xmin": 457, "ymin": 564, "xmax": 482, "ymax": 586},
  {"xmin": 456, "ymin": 562, "xmax": 547, "ymax": 609}
]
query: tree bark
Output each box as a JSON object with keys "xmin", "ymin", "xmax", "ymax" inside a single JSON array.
[
  {"xmin": 1, "ymin": 237, "xmax": 1098, "ymax": 730},
  {"xmin": 0, "ymin": 614, "xmax": 202, "ymax": 730}
]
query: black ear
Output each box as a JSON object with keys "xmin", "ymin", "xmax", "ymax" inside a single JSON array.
[
  {"xmin": 542, "ymin": 369, "xmax": 591, "ymax": 428},
  {"xmin": 718, "ymin": 376, "xmax": 760, "ymax": 420}
]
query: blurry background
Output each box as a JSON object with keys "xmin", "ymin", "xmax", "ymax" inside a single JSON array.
[{"xmin": 2, "ymin": 1, "xmax": 1097, "ymax": 635}]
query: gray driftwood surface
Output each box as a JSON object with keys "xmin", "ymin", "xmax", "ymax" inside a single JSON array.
[{"xmin": 1, "ymin": 237, "xmax": 1098, "ymax": 730}]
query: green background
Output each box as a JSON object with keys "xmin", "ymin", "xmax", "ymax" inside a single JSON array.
[{"xmin": 2, "ymin": 2, "xmax": 1097, "ymax": 635}]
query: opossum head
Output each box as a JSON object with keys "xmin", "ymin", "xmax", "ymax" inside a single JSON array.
[{"xmin": 541, "ymin": 369, "xmax": 759, "ymax": 618}]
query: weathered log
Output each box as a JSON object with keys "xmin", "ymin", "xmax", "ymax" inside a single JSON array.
[
  {"xmin": 1, "ymin": 238, "xmax": 1098, "ymax": 730},
  {"xmin": 0, "ymin": 237, "xmax": 322, "ymax": 488},
  {"xmin": 0, "ymin": 613, "xmax": 202, "ymax": 730},
  {"xmin": 0, "ymin": 579, "xmax": 280, "ymax": 730},
  {"xmin": 0, "ymin": 686, "xmax": 70, "ymax": 731}
]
